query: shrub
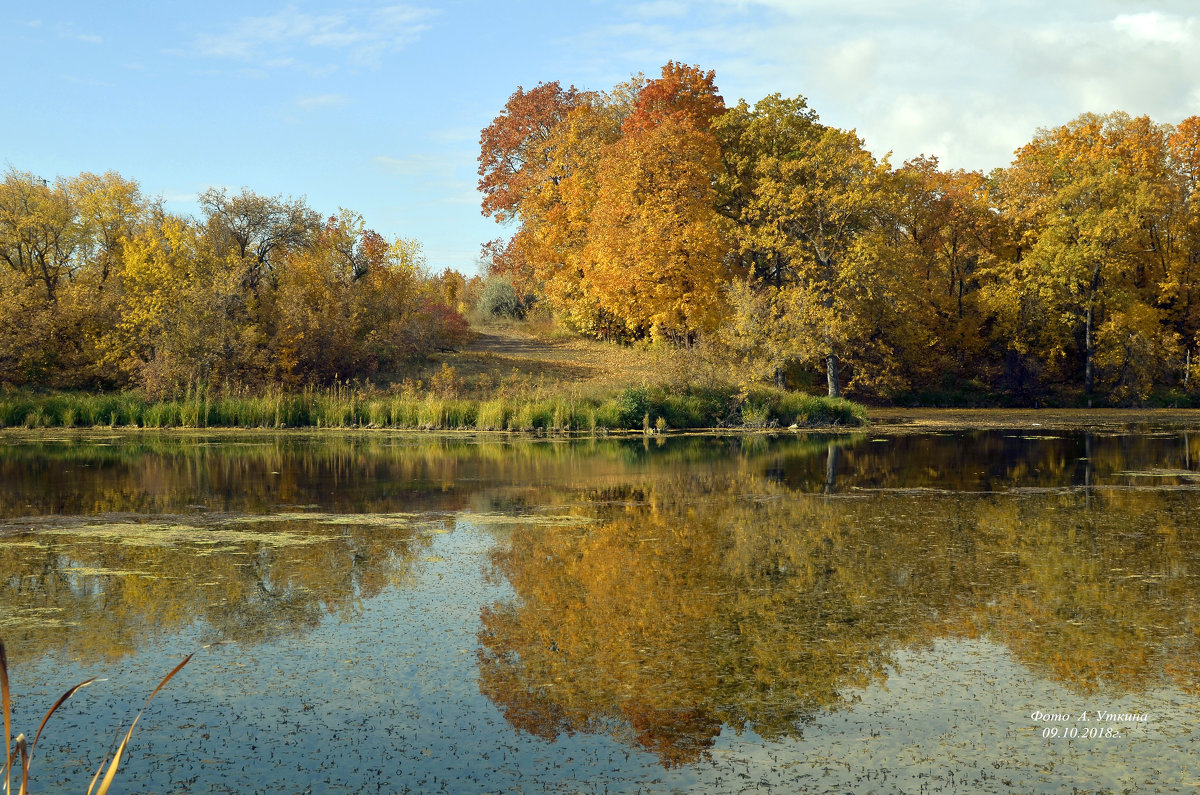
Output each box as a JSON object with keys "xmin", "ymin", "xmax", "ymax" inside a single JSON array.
[{"xmin": 476, "ymin": 277, "xmax": 528, "ymax": 320}]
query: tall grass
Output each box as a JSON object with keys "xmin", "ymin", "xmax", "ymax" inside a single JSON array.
[{"xmin": 0, "ymin": 385, "xmax": 866, "ymax": 432}]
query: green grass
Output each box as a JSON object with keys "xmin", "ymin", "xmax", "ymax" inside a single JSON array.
[{"xmin": 0, "ymin": 385, "xmax": 866, "ymax": 433}]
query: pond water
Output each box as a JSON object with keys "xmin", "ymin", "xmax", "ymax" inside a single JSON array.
[{"xmin": 3, "ymin": 426, "xmax": 1200, "ymax": 793}]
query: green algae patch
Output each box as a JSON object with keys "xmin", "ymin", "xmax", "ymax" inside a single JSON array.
[
  {"xmin": 458, "ymin": 511, "xmax": 595, "ymax": 527},
  {"xmin": 37, "ymin": 520, "xmax": 343, "ymax": 549},
  {"xmin": 64, "ymin": 566, "xmax": 158, "ymax": 577}
]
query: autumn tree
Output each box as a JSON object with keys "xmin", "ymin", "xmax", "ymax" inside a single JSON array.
[
  {"xmin": 199, "ymin": 187, "xmax": 320, "ymax": 292},
  {"xmin": 713, "ymin": 97, "xmax": 893, "ymax": 396},
  {"xmin": 1166, "ymin": 116, "xmax": 1200, "ymax": 381},
  {"xmin": 988, "ymin": 112, "xmax": 1179, "ymax": 399},
  {"xmin": 478, "ymin": 81, "xmax": 638, "ymax": 334},
  {"xmin": 104, "ymin": 214, "xmax": 252, "ymax": 392},
  {"xmin": 580, "ymin": 63, "xmax": 733, "ymax": 339},
  {"xmin": 0, "ymin": 168, "xmax": 79, "ymax": 302},
  {"xmin": 883, "ymin": 157, "xmax": 1005, "ymax": 393},
  {"xmin": 68, "ymin": 171, "xmax": 148, "ymax": 284},
  {"xmin": 265, "ymin": 211, "xmax": 467, "ymax": 384},
  {"xmin": 583, "ymin": 114, "xmax": 733, "ymax": 338},
  {"xmin": 477, "ymin": 80, "xmax": 584, "ymax": 295},
  {"xmin": 478, "ymin": 81, "xmax": 583, "ymax": 225},
  {"xmin": 0, "ymin": 169, "xmax": 155, "ymax": 386}
]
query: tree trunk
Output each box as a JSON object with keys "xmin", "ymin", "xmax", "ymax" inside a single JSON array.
[
  {"xmin": 773, "ymin": 365, "xmax": 785, "ymax": 389},
  {"xmin": 825, "ymin": 352, "xmax": 841, "ymax": 398},
  {"xmin": 1084, "ymin": 302, "xmax": 1094, "ymax": 396},
  {"xmin": 824, "ymin": 442, "xmax": 840, "ymax": 494},
  {"xmin": 1084, "ymin": 265, "xmax": 1101, "ymax": 397}
]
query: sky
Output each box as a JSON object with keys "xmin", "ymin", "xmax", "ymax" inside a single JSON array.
[{"xmin": 3, "ymin": 1, "xmax": 1199, "ymax": 275}]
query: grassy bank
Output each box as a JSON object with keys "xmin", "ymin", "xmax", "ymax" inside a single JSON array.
[{"xmin": 0, "ymin": 385, "xmax": 865, "ymax": 432}]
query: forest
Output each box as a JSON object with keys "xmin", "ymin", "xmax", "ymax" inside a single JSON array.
[
  {"xmin": 0, "ymin": 174, "xmax": 472, "ymax": 396},
  {"xmin": 3, "ymin": 61, "xmax": 1200, "ymax": 408},
  {"xmin": 479, "ymin": 62, "xmax": 1200, "ymax": 405}
]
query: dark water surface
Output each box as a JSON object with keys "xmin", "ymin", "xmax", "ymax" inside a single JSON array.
[{"xmin": 3, "ymin": 427, "xmax": 1200, "ymax": 792}]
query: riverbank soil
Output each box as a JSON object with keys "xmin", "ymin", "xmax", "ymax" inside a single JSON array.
[{"xmin": 868, "ymin": 407, "xmax": 1200, "ymax": 432}]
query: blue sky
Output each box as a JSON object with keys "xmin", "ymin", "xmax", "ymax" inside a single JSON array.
[{"xmin": 4, "ymin": 1, "xmax": 1198, "ymax": 274}]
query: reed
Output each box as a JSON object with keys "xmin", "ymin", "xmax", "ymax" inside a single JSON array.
[
  {"xmin": 1, "ymin": 640, "xmax": 205, "ymax": 795},
  {"xmin": 0, "ymin": 386, "xmax": 866, "ymax": 431}
]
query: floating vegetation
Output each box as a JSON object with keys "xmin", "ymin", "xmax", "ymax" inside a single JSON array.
[
  {"xmin": 63, "ymin": 567, "xmax": 157, "ymax": 578},
  {"xmin": 1116, "ymin": 469, "xmax": 1200, "ymax": 478},
  {"xmin": 458, "ymin": 511, "xmax": 595, "ymax": 527},
  {"xmin": 39, "ymin": 523, "xmax": 325, "ymax": 549}
]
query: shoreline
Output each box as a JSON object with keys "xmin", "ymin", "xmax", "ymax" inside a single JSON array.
[{"xmin": 3, "ymin": 406, "xmax": 1200, "ymax": 439}]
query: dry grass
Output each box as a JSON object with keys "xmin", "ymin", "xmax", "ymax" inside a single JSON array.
[
  {"xmin": 412, "ymin": 321, "xmax": 679, "ymax": 397},
  {"xmin": 1, "ymin": 639, "xmax": 209, "ymax": 795}
]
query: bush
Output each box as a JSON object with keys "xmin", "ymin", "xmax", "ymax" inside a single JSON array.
[
  {"xmin": 476, "ymin": 277, "xmax": 528, "ymax": 320},
  {"xmin": 614, "ymin": 386, "xmax": 651, "ymax": 427}
]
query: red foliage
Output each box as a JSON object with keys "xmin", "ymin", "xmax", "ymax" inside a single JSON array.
[
  {"xmin": 623, "ymin": 61, "xmax": 724, "ymax": 135},
  {"xmin": 478, "ymin": 81, "xmax": 582, "ymax": 222}
]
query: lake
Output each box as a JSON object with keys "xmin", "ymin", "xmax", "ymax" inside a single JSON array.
[{"xmin": 3, "ymin": 422, "xmax": 1200, "ymax": 793}]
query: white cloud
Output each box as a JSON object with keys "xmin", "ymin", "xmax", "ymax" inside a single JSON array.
[
  {"xmin": 564, "ymin": 1, "xmax": 1200, "ymax": 171},
  {"xmin": 1112, "ymin": 11, "xmax": 1190, "ymax": 44},
  {"xmin": 193, "ymin": 4, "xmax": 437, "ymax": 68}
]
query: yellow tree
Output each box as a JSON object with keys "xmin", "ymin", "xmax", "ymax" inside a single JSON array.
[
  {"xmin": 477, "ymin": 80, "xmax": 586, "ymax": 300},
  {"xmin": 583, "ymin": 113, "xmax": 733, "ymax": 338},
  {"xmin": 106, "ymin": 215, "xmax": 247, "ymax": 393},
  {"xmin": 581, "ymin": 63, "xmax": 733, "ymax": 340},
  {"xmin": 67, "ymin": 171, "xmax": 147, "ymax": 284},
  {"xmin": 0, "ymin": 168, "xmax": 145, "ymax": 386},
  {"xmin": 0, "ymin": 168, "xmax": 78, "ymax": 303},
  {"xmin": 887, "ymin": 156, "xmax": 1005, "ymax": 393},
  {"xmin": 721, "ymin": 117, "xmax": 892, "ymax": 397},
  {"xmin": 1166, "ymin": 116, "xmax": 1200, "ymax": 382},
  {"xmin": 498, "ymin": 91, "xmax": 628, "ymax": 334},
  {"xmin": 989, "ymin": 112, "xmax": 1178, "ymax": 398}
]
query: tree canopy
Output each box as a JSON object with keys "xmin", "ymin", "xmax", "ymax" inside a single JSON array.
[
  {"xmin": 0, "ymin": 170, "xmax": 469, "ymax": 394},
  {"xmin": 479, "ymin": 63, "xmax": 1200, "ymax": 404}
]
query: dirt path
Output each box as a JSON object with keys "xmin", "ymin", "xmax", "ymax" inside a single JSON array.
[
  {"xmin": 464, "ymin": 329, "xmax": 570, "ymax": 359},
  {"xmin": 423, "ymin": 323, "xmax": 664, "ymax": 392}
]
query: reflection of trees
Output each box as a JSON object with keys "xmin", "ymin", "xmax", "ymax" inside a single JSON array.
[
  {"xmin": 0, "ymin": 515, "xmax": 442, "ymax": 664},
  {"xmin": 0, "ymin": 433, "xmax": 774, "ymax": 519},
  {"xmin": 478, "ymin": 471, "xmax": 960, "ymax": 766},
  {"xmin": 479, "ymin": 435, "xmax": 1200, "ymax": 766},
  {"xmin": 6, "ymin": 429, "xmax": 1200, "ymax": 764},
  {"xmin": 974, "ymin": 489, "xmax": 1200, "ymax": 694},
  {"xmin": 0, "ymin": 433, "xmax": 784, "ymax": 667}
]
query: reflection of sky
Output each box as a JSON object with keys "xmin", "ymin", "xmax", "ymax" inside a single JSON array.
[
  {"xmin": 9, "ymin": 524, "xmax": 1198, "ymax": 793},
  {"xmin": 709, "ymin": 638, "xmax": 1194, "ymax": 793}
]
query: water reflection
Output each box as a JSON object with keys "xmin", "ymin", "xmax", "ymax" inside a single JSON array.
[
  {"xmin": 477, "ymin": 431, "xmax": 1200, "ymax": 766},
  {"xmin": 3, "ymin": 429, "xmax": 1200, "ymax": 774},
  {"xmin": 0, "ymin": 434, "xmax": 755, "ymax": 666}
]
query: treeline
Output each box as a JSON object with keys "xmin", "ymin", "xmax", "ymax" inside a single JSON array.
[
  {"xmin": 0, "ymin": 171, "xmax": 472, "ymax": 395},
  {"xmin": 479, "ymin": 62, "xmax": 1200, "ymax": 404}
]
